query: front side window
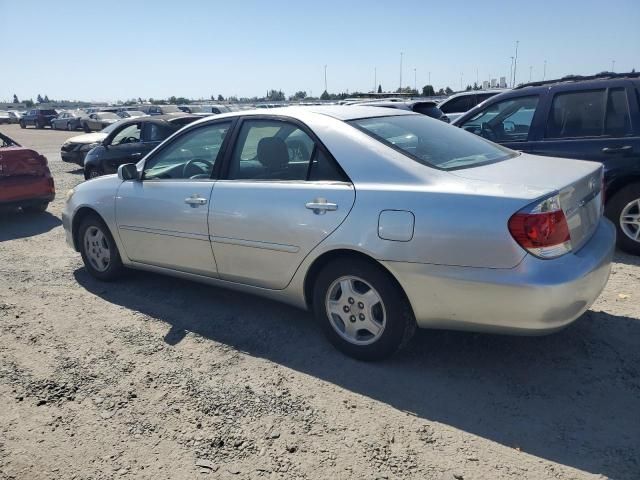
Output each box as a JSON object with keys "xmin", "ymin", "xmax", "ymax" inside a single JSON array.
[
  {"xmin": 228, "ymin": 119, "xmax": 343, "ymax": 181},
  {"xmin": 144, "ymin": 122, "xmax": 174, "ymax": 142},
  {"xmin": 143, "ymin": 122, "xmax": 231, "ymax": 180},
  {"xmin": 111, "ymin": 124, "xmax": 141, "ymax": 146},
  {"xmin": 350, "ymin": 114, "xmax": 516, "ymax": 171},
  {"xmin": 546, "ymin": 89, "xmax": 605, "ymax": 138},
  {"xmin": 460, "ymin": 96, "xmax": 539, "ymax": 143}
]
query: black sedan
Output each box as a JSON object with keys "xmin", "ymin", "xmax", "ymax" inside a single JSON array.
[{"xmin": 83, "ymin": 115, "xmax": 198, "ymax": 179}]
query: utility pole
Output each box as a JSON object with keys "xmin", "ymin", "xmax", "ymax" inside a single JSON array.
[
  {"xmin": 509, "ymin": 57, "xmax": 514, "ymax": 88},
  {"xmin": 414, "ymin": 68, "xmax": 417, "ymax": 93},
  {"xmin": 543, "ymin": 60, "xmax": 547, "ymax": 80},
  {"xmin": 399, "ymin": 52, "xmax": 403, "ymax": 91},
  {"xmin": 324, "ymin": 65, "xmax": 327, "ymax": 93},
  {"xmin": 512, "ymin": 40, "xmax": 519, "ymax": 87},
  {"xmin": 428, "ymin": 71, "xmax": 431, "ymax": 86},
  {"xmin": 460, "ymin": 72, "xmax": 463, "ymax": 91},
  {"xmin": 374, "ymin": 67, "xmax": 377, "ymax": 93},
  {"xmin": 529, "ymin": 65, "xmax": 533, "ymax": 82},
  {"xmin": 611, "ymin": 60, "xmax": 616, "ymax": 72},
  {"xmin": 476, "ymin": 67, "xmax": 479, "ymax": 85}
]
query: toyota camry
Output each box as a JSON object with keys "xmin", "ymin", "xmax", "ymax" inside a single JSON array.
[{"xmin": 62, "ymin": 106, "xmax": 615, "ymax": 360}]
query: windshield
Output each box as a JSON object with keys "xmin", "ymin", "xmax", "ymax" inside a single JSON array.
[
  {"xmin": 349, "ymin": 114, "xmax": 516, "ymax": 171},
  {"xmin": 101, "ymin": 122, "xmax": 122, "ymax": 133}
]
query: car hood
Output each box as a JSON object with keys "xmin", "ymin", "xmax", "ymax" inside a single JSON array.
[{"xmin": 66, "ymin": 132, "xmax": 108, "ymax": 145}]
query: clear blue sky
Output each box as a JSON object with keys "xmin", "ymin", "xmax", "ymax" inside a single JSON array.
[{"xmin": 1, "ymin": 0, "xmax": 638, "ymax": 102}]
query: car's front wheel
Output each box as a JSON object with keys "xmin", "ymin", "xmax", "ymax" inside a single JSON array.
[
  {"xmin": 606, "ymin": 184, "xmax": 640, "ymax": 255},
  {"xmin": 78, "ymin": 215, "xmax": 125, "ymax": 281},
  {"xmin": 84, "ymin": 166, "xmax": 103, "ymax": 180},
  {"xmin": 312, "ymin": 258, "xmax": 416, "ymax": 360},
  {"xmin": 19, "ymin": 121, "xmax": 26, "ymax": 129},
  {"xmin": 83, "ymin": 123, "xmax": 91, "ymax": 133}
]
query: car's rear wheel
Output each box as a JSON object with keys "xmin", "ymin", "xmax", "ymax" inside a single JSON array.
[
  {"xmin": 22, "ymin": 202, "xmax": 48, "ymax": 213},
  {"xmin": 606, "ymin": 184, "xmax": 640, "ymax": 255},
  {"xmin": 19, "ymin": 121, "xmax": 26, "ymax": 129},
  {"xmin": 312, "ymin": 257, "xmax": 416, "ymax": 360},
  {"xmin": 78, "ymin": 215, "xmax": 124, "ymax": 281},
  {"xmin": 67, "ymin": 122, "xmax": 73, "ymax": 131},
  {"xmin": 83, "ymin": 122, "xmax": 91, "ymax": 133}
]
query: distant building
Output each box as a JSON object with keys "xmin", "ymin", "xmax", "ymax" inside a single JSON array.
[
  {"xmin": 499, "ymin": 77, "xmax": 507, "ymax": 88},
  {"xmin": 482, "ymin": 80, "xmax": 490, "ymax": 89},
  {"xmin": 490, "ymin": 78, "xmax": 497, "ymax": 88}
]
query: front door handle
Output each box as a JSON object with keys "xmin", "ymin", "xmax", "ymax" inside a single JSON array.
[
  {"xmin": 602, "ymin": 145, "xmax": 633, "ymax": 154},
  {"xmin": 185, "ymin": 195, "xmax": 208, "ymax": 206},
  {"xmin": 131, "ymin": 152, "xmax": 142, "ymax": 157},
  {"xmin": 306, "ymin": 198, "xmax": 338, "ymax": 215}
]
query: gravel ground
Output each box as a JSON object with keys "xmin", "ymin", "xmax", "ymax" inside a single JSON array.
[{"xmin": 0, "ymin": 123, "xmax": 639, "ymax": 480}]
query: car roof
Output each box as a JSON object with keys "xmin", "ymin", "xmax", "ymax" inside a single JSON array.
[
  {"xmin": 514, "ymin": 71, "xmax": 640, "ymax": 90},
  {"xmin": 110, "ymin": 114, "xmax": 197, "ymax": 127},
  {"xmin": 443, "ymin": 89, "xmax": 508, "ymax": 101},
  {"xmin": 294, "ymin": 105, "xmax": 416, "ymax": 120}
]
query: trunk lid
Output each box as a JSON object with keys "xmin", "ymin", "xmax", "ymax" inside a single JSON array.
[
  {"xmin": 0, "ymin": 147, "xmax": 50, "ymax": 177},
  {"xmin": 451, "ymin": 152, "xmax": 604, "ymax": 252}
]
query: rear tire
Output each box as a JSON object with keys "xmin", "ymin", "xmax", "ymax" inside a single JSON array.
[
  {"xmin": 83, "ymin": 122, "xmax": 91, "ymax": 133},
  {"xmin": 606, "ymin": 183, "xmax": 640, "ymax": 255},
  {"xmin": 22, "ymin": 202, "xmax": 48, "ymax": 213},
  {"xmin": 67, "ymin": 122, "xmax": 73, "ymax": 131},
  {"xmin": 19, "ymin": 121, "xmax": 26, "ymax": 129},
  {"xmin": 312, "ymin": 257, "xmax": 416, "ymax": 361},
  {"xmin": 78, "ymin": 215, "xmax": 124, "ymax": 281}
]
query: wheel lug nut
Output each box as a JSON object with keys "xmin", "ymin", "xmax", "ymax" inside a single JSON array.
[
  {"xmin": 349, "ymin": 315, "xmax": 356, "ymax": 323},
  {"xmin": 343, "ymin": 306, "xmax": 350, "ymax": 313},
  {"xmin": 358, "ymin": 302, "xmax": 364, "ymax": 309},
  {"xmin": 348, "ymin": 297, "xmax": 355, "ymax": 304},
  {"xmin": 359, "ymin": 313, "xmax": 365, "ymax": 321}
]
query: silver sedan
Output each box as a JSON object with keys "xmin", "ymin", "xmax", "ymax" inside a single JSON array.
[{"xmin": 62, "ymin": 106, "xmax": 615, "ymax": 360}]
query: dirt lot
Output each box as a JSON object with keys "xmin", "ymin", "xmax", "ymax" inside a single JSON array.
[{"xmin": 0, "ymin": 123, "xmax": 639, "ymax": 480}]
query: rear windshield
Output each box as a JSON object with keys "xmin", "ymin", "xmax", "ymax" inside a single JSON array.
[{"xmin": 349, "ymin": 114, "xmax": 516, "ymax": 171}]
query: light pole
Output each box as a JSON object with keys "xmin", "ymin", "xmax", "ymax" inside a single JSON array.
[
  {"xmin": 374, "ymin": 67, "xmax": 377, "ymax": 93},
  {"xmin": 529, "ymin": 65, "xmax": 533, "ymax": 82},
  {"xmin": 460, "ymin": 72, "xmax": 463, "ymax": 91},
  {"xmin": 476, "ymin": 67, "xmax": 479, "ymax": 86},
  {"xmin": 512, "ymin": 40, "xmax": 519, "ymax": 87},
  {"xmin": 428, "ymin": 71, "xmax": 431, "ymax": 86},
  {"xmin": 509, "ymin": 57, "xmax": 514, "ymax": 88},
  {"xmin": 399, "ymin": 52, "xmax": 403, "ymax": 91},
  {"xmin": 414, "ymin": 68, "xmax": 417, "ymax": 94},
  {"xmin": 543, "ymin": 60, "xmax": 547, "ymax": 80},
  {"xmin": 611, "ymin": 60, "xmax": 616, "ymax": 72},
  {"xmin": 324, "ymin": 65, "xmax": 327, "ymax": 93}
]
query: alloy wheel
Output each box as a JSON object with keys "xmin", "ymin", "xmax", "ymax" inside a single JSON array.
[
  {"xmin": 620, "ymin": 198, "xmax": 640, "ymax": 242},
  {"xmin": 83, "ymin": 226, "xmax": 111, "ymax": 272},
  {"xmin": 325, "ymin": 276, "xmax": 386, "ymax": 345}
]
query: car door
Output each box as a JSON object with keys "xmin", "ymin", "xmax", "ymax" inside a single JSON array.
[
  {"xmin": 98, "ymin": 122, "xmax": 144, "ymax": 174},
  {"xmin": 209, "ymin": 117, "xmax": 355, "ymax": 289},
  {"xmin": 519, "ymin": 82, "xmax": 640, "ymax": 172},
  {"xmin": 115, "ymin": 120, "xmax": 234, "ymax": 277}
]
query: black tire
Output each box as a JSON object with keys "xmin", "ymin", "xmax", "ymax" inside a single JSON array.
[
  {"xmin": 67, "ymin": 122, "xmax": 73, "ymax": 131},
  {"xmin": 19, "ymin": 121, "xmax": 26, "ymax": 129},
  {"xmin": 22, "ymin": 202, "xmax": 48, "ymax": 213},
  {"xmin": 605, "ymin": 183, "xmax": 640, "ymax": 255},
  {"xmin": 84, "ymin": 166, "xmax": 102, "ymax": 180},
  {"xmin": 312, "ymin": 257, "xmax": 416, "ymax": 361},
  {"xmin": 83, "ymin": 122, "xmax": 91, "ymax": 133},
  {"xmin": 36, "ymin": 119, "xmax": 44, "ymax": 129},
  {"xmin": 78, "ymin": 215, "xmax": 125, "ymax": 281}
]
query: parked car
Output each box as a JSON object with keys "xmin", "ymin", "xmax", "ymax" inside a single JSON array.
[
  {"xmin": 353, "ymin": 100, "xmax": 449, "ymax": 122},
  {"xmin": 0, "ymin": 110, "xmax": 10, "ymax": 124},
  {"xmin": 60, "ymin": 122, "xmax": 123, "ymax": 165},
  {"xmin": 81, "ymin": 112, "xmax": 121, "ymax": 132},
  {"xmin": 19, "ymin": 108, "xmax": 58, "ymax": 129},
  {"xmin": 141, "ymin": 105, "xmax": 183, "ymax": 116},
  {"xmin": 179, "ymin": 105, "xmax": 231, "ymax": 116},
  {"xmin": 453, "ymin": 72, "xmax": 640, "ymax": 255},
  {"xmin": 0, "ymin": 132, "xmax": 55, "ymax": 212},
  {"xmin": 83, "ymin": 115, "xmax": 198, "ymax": 179},
  {"xmin": 439, "ymin": 89, "xmax": 506, "ymax": 123},
  {"xmin": 7, "ymin": 111, "xmax": 22, "ymax": 124},
  {"xmin": 51, "ymin": 110, "xmax": 85, "ymax": 130},
  {"xmin": 63, "ymin": 106, "xmax": 614, "ymax": 360}
]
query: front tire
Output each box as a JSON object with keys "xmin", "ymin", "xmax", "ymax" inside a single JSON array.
[
  {"xmin": 83, "ymin": 122, "xmax": 91, "ymax": 133},
  {"xmin": 20, "ymin": 121, "xmax": 26, "ymax": 129},
  {"xmin": 606, "ymin": 184, "xmax": 640, "ymax": 255},
  {"xmin": 84, "ymin": 166, "xmax": 102, "ymax": 180},
  {"xmin": 312, "ymin": 258, "xmax": 416, "ymax": 361},
  {"xmin": 78, "ymin": 215, "xmax": 124, "ymax": 281}
]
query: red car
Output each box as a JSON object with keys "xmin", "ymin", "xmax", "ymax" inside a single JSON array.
[{"xmin": 0, "ymin": 132, "xmax": 55, "ymax": 212}]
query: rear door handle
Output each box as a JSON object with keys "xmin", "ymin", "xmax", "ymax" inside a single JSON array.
[
  {"xmin": 185, "ymin": 195, "xmax": 208, "ymax": 206},
  {"xmin": 306, "ymin": 198, "xmax": 338, "ymax": 214},
  {"xmin": 602, "ymin": 145, "xmax": 633, "ymax": 154}
]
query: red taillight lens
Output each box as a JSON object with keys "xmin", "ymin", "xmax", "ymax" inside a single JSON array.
[{"xmin": 508, "ymin": 195, "xmax": 572, "ymax": 259}]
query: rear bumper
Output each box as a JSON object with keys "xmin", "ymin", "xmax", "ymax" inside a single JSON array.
[
  {"xmin": 382, "ymin": 218, "xmax": 616, "ymax": 334},
  {"xmin": 0, "ymin": 175, "xmax": 55, "ymax": 206}
]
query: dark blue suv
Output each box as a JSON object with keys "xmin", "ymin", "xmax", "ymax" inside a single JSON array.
[{"xmin": 454, "ymin": 72, "xmax": 640, "ymax": 255}]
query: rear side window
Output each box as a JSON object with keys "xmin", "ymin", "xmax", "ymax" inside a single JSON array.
[
  {"xmin": 546, "ymin": 90, "xmax": 605, "ymax": 138},
  {"xmin": 605, "ymin": 88, "xmax": 632, "ymax": 136},
  {"xmin": 440, "ymin": 95, "xmax": 474, "ymax": 114},
  {"xmin": 412, "ymin": 103, "xmax": 443, "ymax": 118}
]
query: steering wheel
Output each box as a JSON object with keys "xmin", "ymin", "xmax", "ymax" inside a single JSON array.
[
  {"xmin": 182, "ymin": 158, "xmax": 214, "ymax": 178},
  {"xmin": 480, "ymin": 122, "xmax": 498, "ymax": 142}
]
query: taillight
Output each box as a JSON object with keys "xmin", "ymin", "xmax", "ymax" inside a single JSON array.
[{"xmin": 508, "ymin": 193, "xmax": 572, "ymax": 259}]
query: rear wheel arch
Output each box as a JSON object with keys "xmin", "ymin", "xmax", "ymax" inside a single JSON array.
[
  {"xmin": 303, "ymin": 249, "xmax": 412, "ymax": 311},
  {"xmin": 605, "ymin": 175, "xmax": 640, "ymax": 202}
]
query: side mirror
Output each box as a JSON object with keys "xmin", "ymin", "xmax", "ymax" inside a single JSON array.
[{"xmin": 118, "ymin": 163, "xmax": 139, "ymax": 181}]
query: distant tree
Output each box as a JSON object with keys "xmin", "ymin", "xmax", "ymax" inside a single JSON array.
[
  {"xmin": 436, "ymin": 88, "xmax": 445, "ymax": 96},
  {"xmin": 12, "ymin": 94, "xmax": 19, "ymax": 103},
  {"xmin": 217, "ymin": 94, "xmax": 224, "ymax": 102},
  {"xmin": 138, "ymin": 97, "xmax": 144, "ymax": 104},
  {"xmin": 473, "ymin": 82, "xmax": 480, "ymax": 90},
  {"xmin": 444, "ymin": 86, "xmax": 454, "ymax": 95},
  {"xmin": 168, "ymin": 96, "xmax": 177, "ymax": 104},
  {"xmin": 291, "ymin": 91, "xmax": 307, "ymax": 101},
  {"xmin": 465, "ymin": 85, "xmax": 472, "ymax": 91},
  {"xmin": 422, "ymin": 85, "xmax": 435, "ymax": 96},
  {"xmin": 320, "ymin": 90, "xmax": 330, "ymax": 100},
  {"xmin": 377, "ymin": 84, "xmax": 382, "ymax": 94},
  {"xmin": 266, "ymin": 89, "xmax": 285, "ymax": 101},
  {"xmin": 43, "ymin": 95, "xmax": 50, "ymax": 103},
  {"xmin": 24, "ymin": 99, "xmax": 34, "ymax": 108},
  {"xmin": 37, "ymin": 94, "xmax": 44, "ymax": 103}
]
